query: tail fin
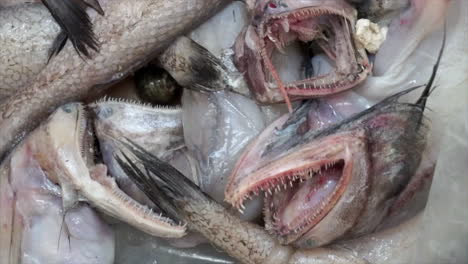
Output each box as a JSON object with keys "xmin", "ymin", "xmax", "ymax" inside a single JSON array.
[
  {"xmin": 43, "ymin": 0, "xmax": 104, "ymax": 59},
  {"xmin": 114, "ymin": 139, "xmax": 208, "ymax": 220}
]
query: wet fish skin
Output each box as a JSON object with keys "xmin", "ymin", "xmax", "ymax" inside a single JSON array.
[
  {"xmin": 158, "ymin": 36, "xmax": 250, "ymax": 95},
  {"xmin": 0, "ymin": 4, "xmax": 60, "ymax": 99},
  {"xmin": 116, "ymin": 140, "xmax": 423, "ymax": 264},
  {"xmin": 0, "ymin": 0, "xmax": 103, "ymax": 58},
  {"xmin": 0, "ymin": 0, "xmax": 229, "ymax": 161}
]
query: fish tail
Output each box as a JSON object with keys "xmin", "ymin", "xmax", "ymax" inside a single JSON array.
[
  {"xmin": 114, "ymin": 139, "xmax": 208, "ymax": 220},
  {"xmin": 42, "ymin": 0, "xmax": 104, "ymax": 59}
]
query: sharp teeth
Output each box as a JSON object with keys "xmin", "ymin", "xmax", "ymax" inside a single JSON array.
[{"xmin": 280, "ymin": 19, "xmax": 289, "ymax": 32}]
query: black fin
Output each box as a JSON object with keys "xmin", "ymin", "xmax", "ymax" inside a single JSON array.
[
  {"xmin": 187, "ymin": 39, "xmax": 226, "ymax": 92},
  {"xmin": 43, "ymin": 0, "xmax": 103, "ymax": 59},
  {"xmin": 83, "ymin": 0, "xmax": 104, "ymax": 15},
  {"xmin": 114, "ymin": 140, "xmax": 209, "ymax": 219},
  {"xmin": 48, "ymin": 31, "xmax": 68, "ymax": 63},
  {"xmin": 416, "ymin": 24, "xmax": 447, "ymax": 111}
]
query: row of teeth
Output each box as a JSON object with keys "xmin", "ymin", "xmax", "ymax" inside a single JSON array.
[
  {"xmin": 237, "ymin": 162, "xmax": 339, "ymax": 212},
  {"xmin": 269, "ymin": 8, "xmax": 339, "ymax": 21},
  {"xmin": 93, "ymin": 96, "xmax": 181, "ymax": 110},
  {"xmin": 266, "ymin": 161, "xmax": 345, "ymax": 236},
  {"xmin": 111, "ymin": 183, "xmax": 183, "ymax": 227}
]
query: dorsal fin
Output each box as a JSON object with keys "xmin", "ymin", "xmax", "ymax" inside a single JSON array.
[
  {"xmin": 416, "ymin": 23, "xmax": 447, "ymax": 111},
  {"xmin": 43, "ymin": 0, "xmax": 104, "ymax": 60}
]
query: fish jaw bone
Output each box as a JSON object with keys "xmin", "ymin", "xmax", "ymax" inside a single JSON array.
[
  {"xmin": 234, "ymin": 0, "xmax": 371, "ymax": 104},
  {"xmin": 30, "ymin": 103, "xmax": 186, "ymax": 238},
  {"xmin": 226, "ymin": 128, "xmax": 370, "ymax": 245}
]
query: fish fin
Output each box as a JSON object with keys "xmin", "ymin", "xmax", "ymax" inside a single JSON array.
[
  {"xmin": 187, "ymin": 39, "xmax": 227, "ymax": 92},
  {"xmin": 42, "ymin": 0, "xmax": 103, "ymax": 59},
  {"xmin": 114, "ymin": 139, "xmax": 206, "ymax": 220},
  {"xmin": 48, "ymin": 31, "xmax": 68, "ymax": 63},
  {"xmin": 83, "ymin": 0, "xmax": 104, "ymax": 15},
  {"xmin": 416, "ymin": 23, "xmax": 447, "ymax": 111}
]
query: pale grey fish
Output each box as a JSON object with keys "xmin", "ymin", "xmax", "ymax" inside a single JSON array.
[
  {"xmin": 0, "ymin": 0, "xmax": 229, "ymax": 161},
  {"xmin": 0, "ymin": 103, "xmax": 114, "ymax": 264},
  {"xmin": 114, "ymin": 138, "xmax": 425, "ymax": 264},
  {"xmin": 2, "ymin": 103, "xmax": 188, "ymax": 241},
  {"xmin": 182, "ymin": 89, "xmax": 267, "ymax": 221},
  {"xmin": 224, "ymin": 31, "xmax": 444, "ymax": 248},
  {"xmin": 0, "ymin": 4, "xmax": 60, "ymax": 99},
  {"xmin": 91, "ymin": 99, "xmax": 198, "ymax": 207},
  {"xmin": 115, "ymin": 38, "xmax": 442, "ymax": 259}
]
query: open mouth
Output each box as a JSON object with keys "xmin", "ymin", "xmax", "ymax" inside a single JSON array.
[
  {"xmin": 259, "ymin": 7, "xmax": 370, "ymax": 99},
  {"xmin": 263, "ymin": 159, "xmax": 346, "ymax": 242}
]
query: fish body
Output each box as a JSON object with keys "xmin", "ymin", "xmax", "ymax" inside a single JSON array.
[
  {"xmin": 225, "ymin": 32, "xmax": 445, "ymax": 246},
  {"xmin": 0, "ymin": 4, "xmax": 59, "ymax": 99},
  {"xmin": 0, "ymin": 103, "xmax": 115, "ymax": 264},
  {"xmin": 115, "ymin": 138, "xmax": 425, "ymax": 264},
  {"xmin": 0, "ymin": 0, "xmax": 229, "ymax": 161},
  {"xmin": 92, "ymin": 99, "xmax": 198, "ymax": 207}
]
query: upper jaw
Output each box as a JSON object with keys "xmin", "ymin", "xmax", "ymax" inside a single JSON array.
[
  {"xmin": 32, "ymin": 103, "xmax": 187, "ymax": 238},
  {"xmin": 226, "ymin": 128, "xmax": 370, "ymax": 245}
]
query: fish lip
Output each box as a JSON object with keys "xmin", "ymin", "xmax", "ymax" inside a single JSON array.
[
  {"xmin": 251, "ymin": 5, "xmax": 370, "ymax": 102},
  {"xmin": 263, "ymin": 158, "xmax": 349, "ymax": 243},
  {"xmin": 226, "ymin": 134, "xmax": 350, "ymax": 207},
  {"xmin": 226, "ymin": 131, "xmax": 364, "ymax": 242}
]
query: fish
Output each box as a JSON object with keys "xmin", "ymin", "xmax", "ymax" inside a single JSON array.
[
  {"xmin": 0, "ymin": 0, "xmax": 229, "ymax": 161},
  {"xmin": 224, "ymin": 30, "xmax": 444, "ymax": 247},
  {"xmin": 182, "ymin": 89, "xmax": 268, "ymax": 221},
  {"xmin": 0, "ymin": 4, "xmax": 60, "ymax": 99},
  {"xmin": 134, "ymin": 65, "xmax": 183, "ymax": 105},
  {"xmin": 91, "ymin": 99, "xmax": 198, "ymax": 208},
  {"xmin": 114, "ymin": 139, "xmax": 427, "ymax": 264},
  {"xmin": 157, "ymin": 36, "xmax": 250, "ymax": 96},
  {"xmin": 0, "ymin": 0, "xmax": 103, "ymax": 58},
  {"xmin": 0, "ymin": 103, "xmax": 115, "ymax": 264},
  {"xmin": 3, "ymin": 103, "xmax": 192, "ymax": 242},
  {"xmin": 233, "ymin": 0, "xmax": 371, "ymax": 110}
]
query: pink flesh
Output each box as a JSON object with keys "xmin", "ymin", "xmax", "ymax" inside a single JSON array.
[{"xmin": 274, "ymin": 163, "xmax": 342, "ymax": 233}]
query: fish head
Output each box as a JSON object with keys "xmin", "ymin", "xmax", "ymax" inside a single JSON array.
[
  {"xmin": 234, "ymin": 0, "xmax": 371, "ymax": 104},
  {"xmin": 91, "ymin": 99, "xmax": 184, "ymax": 161},
  {"xmin": 226, "ymin": 92, "xmax": 427, "ymax": 246},
  {"xmin": 31, "ymin": 103, "xmax": 92, "ymax": 184}
]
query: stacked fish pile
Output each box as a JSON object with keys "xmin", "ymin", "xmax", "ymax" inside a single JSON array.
[{"xmin": 0, "ymin": 0, "xmax": 467, "ymax": 263}]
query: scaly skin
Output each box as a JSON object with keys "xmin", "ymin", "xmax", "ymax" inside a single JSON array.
[
  {"xmin": 0, "ymin": 4, "xmax": 60, "ymax": 98},
  {"xmin": 0, "ymin": 0, "xmax": 229, "ymax": 160},
  {"xmin": 117, "ymin": 140, "xmax": 425, "ymax": 264}
]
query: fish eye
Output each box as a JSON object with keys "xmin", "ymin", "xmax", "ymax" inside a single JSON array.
[{"xmin": 61, "ymin": 104, "xmax": 73, "ymax": 113}]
